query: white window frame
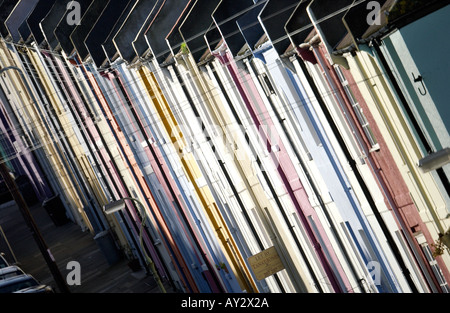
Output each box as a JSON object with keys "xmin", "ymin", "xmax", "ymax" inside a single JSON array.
[{"xmin": 334, "ymin": 65, "xmax": 379, "ymax": 150}]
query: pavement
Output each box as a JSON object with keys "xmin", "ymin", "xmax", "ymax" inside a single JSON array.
[{"xmin": 0, "ymin": 200, "xmax": 176, "ymax": 294}]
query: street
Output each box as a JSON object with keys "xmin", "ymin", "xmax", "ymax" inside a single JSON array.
[{"xmin": 0, "ymin": 200, "xmax": 173, "ymax": 293}]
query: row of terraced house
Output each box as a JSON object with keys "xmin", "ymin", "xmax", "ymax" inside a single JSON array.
[{"xmin": 0, "ymin": 0, "xmax": 449, "ymax": 293}]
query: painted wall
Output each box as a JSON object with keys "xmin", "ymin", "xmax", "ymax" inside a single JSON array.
[
  {"xmin": 348, "ymin": 49, "xmax": 450, "ymax": 291},
  {"xmin": 387, "ymin": 6, "xmax": 450, "ymax": 151}
]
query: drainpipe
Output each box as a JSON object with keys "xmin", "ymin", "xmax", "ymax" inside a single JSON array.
[
  {"xmin": 41, "ymin": 53, "xmax": 123, "ymax": 232},
  {"xmin": 367, "ymin": 39, "xmax": 448, "ymax": 292},
  {"xmin": 172, "ymin": 57, "xmax": 287, "ymax": 292},
  {"xmin": 213, "ymin": 46, "xmax": 345, "ymax": 292},
  {"xmin": 111, "ymin": 67, "xmax": 207, "ymax": 293},
  {"xmin": 208, "ymin": 62, "xmax": 321, "ymax": 292},
  {"xmin": 0, "ymin": 78, "xmax": 53, "ymax": 201},
  {"xmin": 0, "ymin": 62, "xmax": 71, "ymax": 205},
  {"xmin": 112, "ymin": 64, "xmax": 224, "ymax": 293},
  {"xmin": 124, "ymin": 58, "xmax": 240, "ymax": 292},
  {"xmin": 89, "ymin": 61, "xmax": 192, "ymax": 292},
  {"xmin": 50, "ymin": 54, "xmax": 150, "ymax": 272},
  {"xmin": 143, "ymin": 61, "xmax": 259, "ymax": 293},
  {"xmin": 108, "ymin": 66, "xmax": 199, "ymax": 293},
  {"xmin": 0, "ymin": 60, "xmax": 84, "ymax": 223},
  {"xmin": 18, "ymin": 50, "xmax": 104, "ymax": 232},
  {"xmin": 307, "ymin": 42, "xmax": 420, "ymax": 293},
  {"xmin": 371, "ymin": 38, "xmax": 450, "ymax": 227},
  {"xmin": 374, "ymin": 37, "xmax": 450, "ymax": 203},
  {"xmin": 217, "ymin": 158, "xmax": 286, "ymax": 293},
  {"xmin": 247, "ymin": 56, "xmax": 367, "ymax": 293},
  {"xmin": 73, "ymin": 60, "xmax": 175, "ymax": 287},
  {"xmin": 171, "ymin": 62, "xmax": 259, "ymax": 292},
  {"xmin": 0, "ymin": 65, "xmax": 71, "ymax": 293}
]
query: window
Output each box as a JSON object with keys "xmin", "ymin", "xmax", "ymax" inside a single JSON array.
[
  {"xmin": 257, "ymin": 73, "xmax": 276, "ymax": 97},
  {"xmin": 415, "ymin": 233, "xmax": 450, "ymax": 293},
  {"xmin": 334, "ymin": 66, "xmax": 379, "ymax": 150},
  {"xmin": 421, "ymin": 244, "xmax": 450, "ymax": 292}
]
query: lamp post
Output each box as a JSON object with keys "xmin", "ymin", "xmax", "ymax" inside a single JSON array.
[
  {"xmin": 418, "ymin": 147, "xmax": 450, "ymax": 173},
  {"xmin": 0, "ymin": 161, "xmax": 71, "ymax": 293},
  {"xmin": 103, "ymin": 197, "xmax": 166, "ymax": 293},
  {"xmin": 0, "ymin": 66, "xmax": 70, "ymax": 293}
]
